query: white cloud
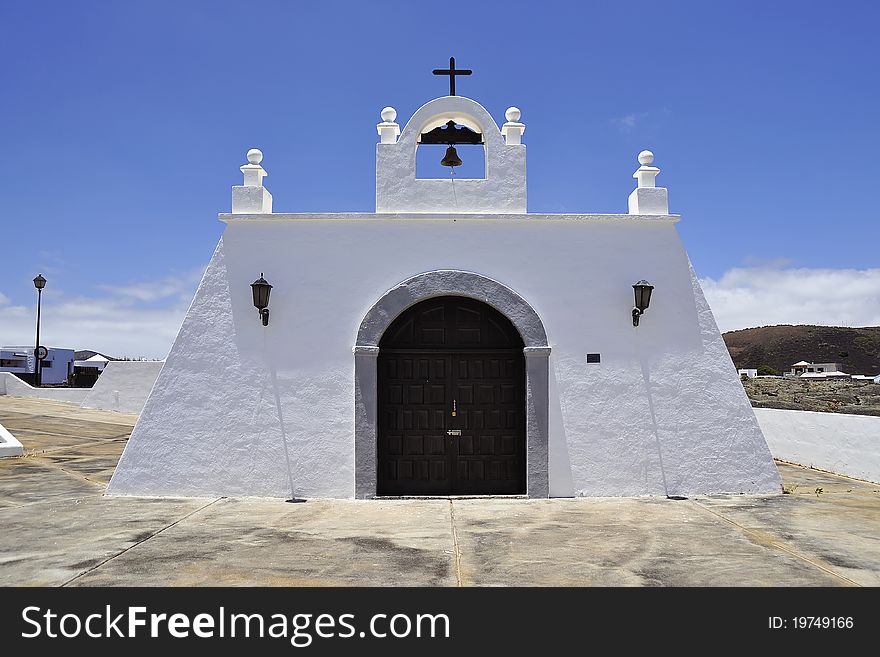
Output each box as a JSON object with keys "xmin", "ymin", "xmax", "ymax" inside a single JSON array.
[
  {"xmin": 700, "ymin": 266, "xmax": 880, "ymax": 332},
  {"xmin": 609, "ymin": 108, "xmax": 671, "ymax": 133},
  {"xmin": 0, "ymin": 267, "xmax": 205, "ymax": 359},
  {"xmin": 613, "ymin": 113, "xmax": 638, "ymax": 129},
  {"xmin": 97, "ymin": 269, "xmax": 205, "ymax": 305},
  {"xmin": 610, "ymin": 113, "xmax": 642, "ymax": 131}
]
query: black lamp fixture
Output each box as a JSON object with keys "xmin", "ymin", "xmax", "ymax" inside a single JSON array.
[
  {"xmin": 33, "ymin": 274, "xmax": 47, "ymax": 386},
  {"xmin": 632, "ymin": 280, "xmax": 654, "ymax": 327},
  {"xmin": 251, "ymin": 274, "xmax": 272, "ymax": 326}
]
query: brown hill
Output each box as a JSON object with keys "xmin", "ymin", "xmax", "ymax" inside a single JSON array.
[{"xmin": 722, "ymin": 325, "xmax": 880, "ymax": 376}]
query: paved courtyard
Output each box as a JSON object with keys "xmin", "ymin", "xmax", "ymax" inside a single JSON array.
[{"xmin": 0, "ymin": 395, "xmax": 878, "ymax": 586}]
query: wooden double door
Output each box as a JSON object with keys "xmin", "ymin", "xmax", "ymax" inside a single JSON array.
[{"xmin": 377, "ymin": 297, "xmax": 526, "ymax": 496}]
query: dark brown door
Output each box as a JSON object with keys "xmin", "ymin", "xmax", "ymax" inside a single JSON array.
[{"xmin": 377, "ymin": 297, "xmax": 525, "ymax": 496}]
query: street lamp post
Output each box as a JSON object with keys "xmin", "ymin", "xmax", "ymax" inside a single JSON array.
[{"xmin": 33, "ymin": 274, "xmax": 46, "ymax": 387}]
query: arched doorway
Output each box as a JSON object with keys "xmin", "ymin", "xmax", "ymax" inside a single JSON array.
[
  {"xmin": 376, "ymin": 296, "xmax": 526, "ymax": 495},
  {"xmin": 354, "ymin": 270, "xmax": 550, "ymax": 499}
]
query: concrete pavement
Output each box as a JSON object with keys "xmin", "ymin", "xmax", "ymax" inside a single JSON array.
[{"xmin": 1, "ymin": 395, "xmax": 878, "ymax": 586}]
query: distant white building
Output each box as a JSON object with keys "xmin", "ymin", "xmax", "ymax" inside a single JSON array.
[
  {"xmin": 73, "ymin": 353, "xmax": 111, "ymax": 372},
  {"xmin": 72, "ymin": 353, "xmax": 114, "ymax": 387},
  {"xmin": 0, "ymin": 346, "xmax": 75, "ymax": 385},
  {"xmin": 788, "ymin": 361, "xmax": 845, "ymax": 377},
  {"xmin": 738, "ymin": 369, "xmax": 757, "ymax": 379},
  {"xmin": 0, "ymin": 348, "xmax": 31, "ymax": 374}
]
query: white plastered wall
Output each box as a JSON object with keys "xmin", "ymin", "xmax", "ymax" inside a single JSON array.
[
  {"xmin": 755, "ymin": 408, "xmax": 880, "ymax": 483},
  {"xmin": 108, "ymin": 214, "xmax": 781, "ymax": 498},
  {"xmin": 0, "ymin": 372, "xmax": 89, "ymax": 403},
  {"xmin": 80, "ymin": 360, "xmax": 164, "ymax": 415}
]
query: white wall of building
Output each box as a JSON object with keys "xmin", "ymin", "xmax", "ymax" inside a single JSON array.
[
  {"xmin": 0, "ymin": 372, "xmax": 89, "ymax": 403},
  {"xmin": 0, "ymin": 349, "xmax": 32, "ymax": 375},
  {"xmin": 0, "ymin": 347, "xmax": 74, "ymax": 385},
  {"xmin": 789, "ymin": 362, "xmax": 844, "ymax": 375},
  {"xmin": 37, "ymin": 348, "xmax": 75, "ymax": 385},
  {"xmin": 108, "ymin": 214, "xmax": 780, "ymax": 498},
  {"xmin": 80, "ymin": 361, "xmax": 163, "ymax": 414},
  {"xmin": 755, "ymin": 408, "xmax": 880, "ymax": 483}
]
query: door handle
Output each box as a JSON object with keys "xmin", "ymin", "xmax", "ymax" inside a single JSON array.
[
  {"xmin": 452, "ymin": 399, "xmax": 457, "ymax": 417},
  {"xmin": 447, "ymin": 430, "xmax": 461, "ymax": 436}
]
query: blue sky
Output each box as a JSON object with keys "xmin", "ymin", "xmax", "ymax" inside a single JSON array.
[{"xmin": 1, "ymin": 1, "xmax": 878, "ymax": 357}]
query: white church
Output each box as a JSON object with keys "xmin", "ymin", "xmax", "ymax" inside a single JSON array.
[{"xmin": 108, "ymin": 65, "xmax": 781, "ymax": 499}]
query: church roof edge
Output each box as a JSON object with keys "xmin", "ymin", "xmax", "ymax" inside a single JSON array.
[{"xmin": 219, "ymin": 212, "xmax": 681, "ymax": 224}]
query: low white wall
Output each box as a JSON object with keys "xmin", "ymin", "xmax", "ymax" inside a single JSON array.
[
  {"xmin": 755, "ymin": 407, "xmax": 880, "ymax": 483},
  {"xmin": 0, "ymin": 372, "xmax": 89, "ymax": 403},
  {"xmin": 0, "ymin": 422, "xmax": 24, "ymax": 457},
  {"xmin": 80, "ymin": 361, "xmax": 163, "ymax": 414}
]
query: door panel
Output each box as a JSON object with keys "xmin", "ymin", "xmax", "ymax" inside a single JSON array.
[
  {"xmin": 378, "ymin": 354, "xmax": 451, "ymax": 495},
  {"xmin": 377, "ymin": 297, "xmax": 526, "ymax": 496},
  {"xmin": 451, "ymin": 353, "xmax": 525, "ymax": 495}
]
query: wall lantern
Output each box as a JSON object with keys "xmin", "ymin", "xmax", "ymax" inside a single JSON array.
[
  {"xmin": 251, "ymin": 274, "xmax": 273, "ymax": 326},
  {"xmin": 632, "ymin": 280, "xmax": 654, "ymax": 327}
]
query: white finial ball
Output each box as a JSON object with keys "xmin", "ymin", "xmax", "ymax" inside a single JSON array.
[
  {"xmin": 505, "ymin": 106, "xmax": 521, "ymax": 122},
  {"xmin": 638, "ymin": 150, "xmax": 654, "ymax": 166},
  {"xmin": 381, "ymin": 106, "xmax": 397, "ymax": 122},
  {"xmin": 247, "ymin": 148, "xmax": 263, "ymax": 165}
]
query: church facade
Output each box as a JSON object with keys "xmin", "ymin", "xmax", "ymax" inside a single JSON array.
[{"xmin": 108, "ymin": 91, "xmax": 781, "ymax": 499}]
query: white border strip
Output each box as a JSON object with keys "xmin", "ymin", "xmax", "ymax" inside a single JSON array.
[{"xmin": 0, "ymin": 421, "xmax": 24, "ymax": 457}]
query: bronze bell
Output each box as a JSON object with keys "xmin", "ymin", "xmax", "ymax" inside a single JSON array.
[{"xmin": 440, "ymin": 145, "xmax": 462, "ymax": 168}]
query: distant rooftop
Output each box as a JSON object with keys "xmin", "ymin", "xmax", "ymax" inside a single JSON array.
[{"xmin": 74, "ymin": 350, "xmax": 117, "ymax": 361}]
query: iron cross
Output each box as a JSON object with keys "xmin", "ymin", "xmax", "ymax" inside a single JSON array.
[{"xmin": 432, "ymin": 57, "xmax": 472, "ymax": 96}]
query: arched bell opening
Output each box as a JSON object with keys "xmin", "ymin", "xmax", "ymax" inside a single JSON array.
[
  {"xmin": 416, "ymin": 142, "xmax": 487, "ymax": 179},
  {"xmin": 416, "ymin": 119, "xmax": 486, "ymax": 180}
]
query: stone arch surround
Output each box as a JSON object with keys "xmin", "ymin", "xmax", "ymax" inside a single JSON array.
[{"xmin": 353, "ymin": 270, "xmax": 550, "ymax": 498}]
